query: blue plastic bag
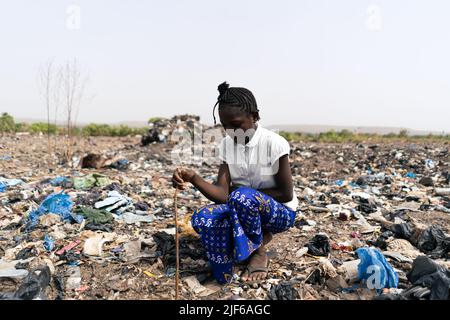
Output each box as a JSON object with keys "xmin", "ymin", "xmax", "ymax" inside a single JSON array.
[
  {"xmin": 26, "ymin": 192, "xmax": 83, "ymax": 230},
  {"xmin": 0, "ymin": 177, "xmax": 24, "ymax": 192},
  {"xmin": 355, "ymin": 247, "xmax": 399, "ymax": 293},
  {"xmin": 335, "ymin": 180, "xmax": 345, "ymax": 187},
  {"xmin": 0, "ymin": 177, "xmax": 24, "ymax": 186},
  {"xmin": 404, "ymin": 172, "xmax": 417, "ymax": 179}
]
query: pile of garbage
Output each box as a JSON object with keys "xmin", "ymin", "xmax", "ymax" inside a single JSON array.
[
  {"xmin": 141, "ymin": 114, "xmax": 202, "ymax": 146},
  {"xmin": 0, "ymin": 129, "xmax": 449, "ymax": 300}
]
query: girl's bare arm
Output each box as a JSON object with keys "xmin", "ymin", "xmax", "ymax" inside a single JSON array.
[
  {"xmin": 258, "ymin": 155, "xmax": 294, "ymax": 203},
  {"xmin": 186, "ymin": 163, "xmax": 231, "ymax": 204}
]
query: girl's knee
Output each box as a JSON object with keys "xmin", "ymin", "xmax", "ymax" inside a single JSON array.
[
  {"xmin": 191, "ymin": 206, "xmax": 210, "ymax": 230},
  {"xmin": 228, "ymin": 186, "xmax": 259, "ymax": 208},
  {"xmin": 191, "ymin": 204, "xmax": 228, "ymax": 230},
  {"xmin": 192, "ymin": 206, "xmax": 210, "ymax": 218}
]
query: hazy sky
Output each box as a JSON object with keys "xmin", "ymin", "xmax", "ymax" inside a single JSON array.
[{"xmin": 1, "ymin": 1, "xmax": 449, "ymax": 132}]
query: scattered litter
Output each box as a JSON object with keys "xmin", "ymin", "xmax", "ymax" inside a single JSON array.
[
  {"xmin": 295, "ymin": 247, "xmax": 308, "ymax": 258},
  {"xmin": 50, "ymin": 176, "xmax": 70, "ymax": 187},
  {"xmin": 43, "ymin": 234, "xmax": 55, "ymax": 251},
  {"xmin": 268, "ymin": 281, "xmax": 300, "ymax": 300},
  {"xmin": 83, "ymin": 232, "xmax": 116, "ymax": 257},
  {"xmin": 73, "ymin": 173, "xmax": 109, "ymax": 190},
  {"xmin": 56, "ymin": 240, "xmax": 82, "ymax": 256},
  {"xmin": 307, "ymin": 234, "xmax": 330, "ymax": 256},
  {"xmin": 0, "ymin": 259, "xmax": 31, "ymax": 279},
  {"xmin": 122, "ymin": 212, "xmax": 155, "ymax": 225},
  {"xmin": 65, "ymin": 266, "xmax": 82, "ymax": 290},
  {"xmin": 183, "ymin": 275, "xmax": 207, "ymax": 294},
  {"xmin": 94, "ymin": 191, "xmax": 132, "ymax": 214}
]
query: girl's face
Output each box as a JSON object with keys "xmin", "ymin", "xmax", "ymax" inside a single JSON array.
[{"xmin": 219, "ymin": 107, "xmax": 257, "ymax": 144}]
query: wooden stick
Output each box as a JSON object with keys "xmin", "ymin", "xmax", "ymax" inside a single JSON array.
[{"xmin": 173, "ymin": 188, "xmax": 179, "ymax": 300}]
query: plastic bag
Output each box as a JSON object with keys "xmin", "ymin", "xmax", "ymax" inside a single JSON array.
[
  {"xmin": 307, "ymin": 234, "xmax": 330, "ymax": 256},
  {"xmin": 26, "ymin": 192, "xmax": 83, "ymax": 230},
  {"xmin": 355, "ymin": 247, "xmax": 399, "ymax": 292}
]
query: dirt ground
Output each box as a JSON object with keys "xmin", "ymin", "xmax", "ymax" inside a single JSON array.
[{"xmin": 0, "ymin": 134, "xmax": 449, "ymax": 300}]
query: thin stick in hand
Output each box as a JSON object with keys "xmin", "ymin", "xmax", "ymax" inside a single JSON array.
[{"xmin": 173, "ymin": 188, "xmax": 179, "ymax": 300}]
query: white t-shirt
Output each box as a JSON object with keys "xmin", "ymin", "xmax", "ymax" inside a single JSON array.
[{"xmin": 218, "ymin": 125, "xmax": 298, "ymax": 211}]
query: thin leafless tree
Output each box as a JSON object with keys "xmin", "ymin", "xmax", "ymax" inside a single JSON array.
[
  {"xmin": 37, "ymin": 59, "xmax": 55, "ymax": 157},
  {"xmin": 53, "ymin": 67, "xmax": 62, "ymax": 148},
  {"xmin": 60, "ymin": 58, "xmax": 89, "ymax": 164}
]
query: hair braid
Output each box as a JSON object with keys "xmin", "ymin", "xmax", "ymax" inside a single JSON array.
[{"xmin": 212, "ymin": 82, "xmax": 260, "ymax": 124}]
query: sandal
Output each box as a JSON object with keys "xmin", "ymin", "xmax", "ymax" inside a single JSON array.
[{"xmin": 241, "ymin": 257, "xmax": 270, "ymax": 283}]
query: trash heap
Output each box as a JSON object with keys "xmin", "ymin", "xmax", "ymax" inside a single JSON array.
[
  {"xmin": 0, "ymin": 130, "xmax": 449, "ymax": 300},
  {"xmin": 141, "ymin": 114, "xmax": 202, "ymax": 146}
]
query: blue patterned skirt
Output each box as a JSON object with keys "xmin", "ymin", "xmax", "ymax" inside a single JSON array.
[{"xmin": 191, "ymin": 186, "xmax": 297, "ymax": 284}]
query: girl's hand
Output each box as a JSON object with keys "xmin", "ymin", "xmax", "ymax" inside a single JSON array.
[{"xmin": 172, "ymin": 167, "xmax": 196, "ymax": 189}]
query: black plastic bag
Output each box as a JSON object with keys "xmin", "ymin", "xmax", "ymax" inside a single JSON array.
[
  {"xmin": 371, "ymin": 230, "xmax": 394, "ymax": 250},
  {"xmin": 14, "ymin": 266, "xmax": 51, "ymax": 300},
  {"xmin": 407, "ymin": 256, "xmax": 450, "ymax": 300},
  {"xmin": 307, "ymin": 234, "xmax": 330, "ymax": 256},
  {"xmin": 153, "ymin": 231, "xmax": 205, "ymax": 267},
  {"xmin": 392, "ymin": 223, "xmax": 414, "ymax": 240},
  {"xmin": 417, "ymin": 226, "xmax": 450, "ymax": 258},
  {"xmin": 268, "ymin": 281, "xmax": 300, "ymax": 300}
]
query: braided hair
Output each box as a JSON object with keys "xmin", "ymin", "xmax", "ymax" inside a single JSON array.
[{"xmin": 212, "ymin": 81, "xmax": 260, "ymax": 125}]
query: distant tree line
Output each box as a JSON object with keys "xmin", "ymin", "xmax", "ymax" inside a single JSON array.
[
  {"xmin": 0, "ymin": 113, "xmax": 147, "ymax": 137},
  {"xmin": 279, "ymin": 129, "xmax": 450, "ymax": 143},
  {"xmin": 2, "ymin": 112, "xmax": 448, "ymax": 141}
]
